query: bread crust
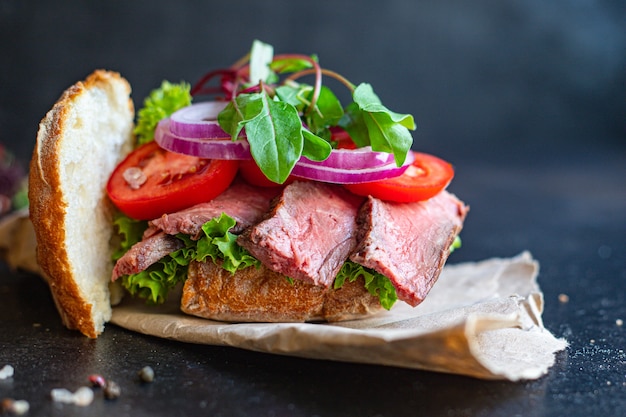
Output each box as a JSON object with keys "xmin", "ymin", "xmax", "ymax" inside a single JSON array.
[
  {"xmin": 29, "ymin": 70, "xmax": 134, "ymax": 338},
  {"xmin": 181, "ymin": 260, "xmax": 383, "ymax": 323}
]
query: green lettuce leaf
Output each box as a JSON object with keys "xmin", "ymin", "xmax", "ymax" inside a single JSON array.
[
  {"xmin": 112, "ymin": 213, "xmax": 148, "ymax": 261},
  {"xmin": 334, "ymin": 261, "xmax": 398, "ymax": 310},
  {"xmin": 134, "ymin": 81, "xmax": 192, "ymax": 145},
  {"xmin": 449, "ymin": 235, "xmax": 462, "ymax": 253},
  {"xmin": 119, "ymin": 213, "xmax": 260, "ymax": 304}
]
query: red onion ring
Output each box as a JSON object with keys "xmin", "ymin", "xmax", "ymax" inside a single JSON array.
[
  {"xmin": 299, "ymin": 147, "xmax": 395, "ymax": 169},
  {"xmin": 154, "ymin": 119, "xmax": 252, "ymax": 160},
  {"xmin": 159, "ymin": 101, "xmax": 410, "ymax": 184},
  {"xmin": 169, "ymin": 101, "xmax": 232, "ymax": 138},
  {"xmin": 291, "ymin": 151, "xmax": 414, "ymax": 184}
]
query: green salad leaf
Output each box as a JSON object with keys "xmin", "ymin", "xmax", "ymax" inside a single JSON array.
[
  {"xmin": 334, "ymin": 261, "xmax": 398, "ymax": 310},
  {"xmin": 449, "ymin": 235, "xmax": 462, "ymax": 253},
  {"xmin": 118, "ymin": 213, "xmax": 260, "ymax": 304},
  {"xmin": 219, "ymin": 90, "xmax": 326, "ymax": 184},
  {"xmin": 340, "ymin": 83, "xmax": 415, "ymax": 166},
  {"xmin": 112, "ymin": 213, "xmax": 148, "ymax": 261},
  {"xmin": 215, "ymin": 40, "xmax": 414, "ymax": 183},
  {"xmin": 134, "ymin": 81, "xmax": 192, "ymax": 145}
]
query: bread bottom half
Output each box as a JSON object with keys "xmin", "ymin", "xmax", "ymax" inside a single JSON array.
[{"xmin": 181, "ymin": 260, "xmax": 383, "ymax": 323}]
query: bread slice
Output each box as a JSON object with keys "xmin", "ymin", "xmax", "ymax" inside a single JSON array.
[
  {"xmin": 182, "ymin": 259, "xmax": 383, "ymax": 322},
  {"xmin": 29, "ymin": 70, "xmax": 135, "ymax": 338}
]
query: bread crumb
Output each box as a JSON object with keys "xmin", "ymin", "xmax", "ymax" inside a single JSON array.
[
  {"xmin": 50, "ymin": 387, "xmax": 94, "ymax": 406},
  {"xmin": 1, "ymin": 398, "xmax": 30, "ymax": 415},
  {"xmin": 558, "ymin": 293, "xmax": 569, "ymax": 303},
  {"xmin": 0, "ymin": 365, "xmax": 14, "ymax": 379}
]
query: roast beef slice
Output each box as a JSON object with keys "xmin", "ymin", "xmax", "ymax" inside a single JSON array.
[
  {"xmin": 149, "ymin": 179, "xmax": 279, "ymax": 238},
  {"xmin": 237, "ymin": 181, "xmax": 364, "ymax": 287},
  {"xmin": 350, "ymin": 191, "xmax": 468, "ymax": 306}
]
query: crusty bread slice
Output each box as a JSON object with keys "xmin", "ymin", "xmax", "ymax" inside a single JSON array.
[
  {"xmin": 182, "ymin": 259, "xmax": 383, "ymax": 322},
  {"xmin": 29, "ymin": 70, "xmax": 135, "ymax": 338}
]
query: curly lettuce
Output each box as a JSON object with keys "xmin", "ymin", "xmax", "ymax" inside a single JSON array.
[
  {"xmin": 117, "ymin": 213, "xmax": 260, "ymax": 304},
  {"xmin": 334, "ymin": 261, "xmax": 398, "ymax": 310},
  {"xmin": 134, "ymin": 80, "xmax": 192, "ymax": 145}
]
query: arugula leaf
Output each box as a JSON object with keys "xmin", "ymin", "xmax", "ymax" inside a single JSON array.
[
  {"xmin": 218, "ymin": 41, "xmax": 417, "ymax": 182},
  {"xmin": 270, "ymin": 56, "xmax": 316, "ymax": 73},
  {"xmin": 220, "ymin": 91, "xmax": 306, "ymax": 184},
  {"xmin": 218, "ymin": 92, "xmax": 263, "ymax": 139},
  {"xmin": 339, "ymin": 102, "xmax": 369, "ymax": 147},
  {"xmin": 134, "ymin": 81, "xmax": 192, "ymax": 145},
  {"xmin": 304, "ymin": 85, "xmax": 344, "ymax": 136},
  {"xmin": 302, "ymin": 129, "xmax": 332, "ymax": 161},
  {"xmin": 274, "ymin": 84, "xmax": 302, "ymax": 107},
  {"xmin": 275, "ymin": 84, "xmax": 344, "ymax": 137},
  {"xmin": 335, "ymin": 261, "xmax": 398, "ymax": 310},
  {"xmin": 340, "ymin": 83, "xmax": 415, "ymax": 165}
]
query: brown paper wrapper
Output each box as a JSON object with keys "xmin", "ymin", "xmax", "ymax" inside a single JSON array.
[
  {"xmin": 110, "ymin": 252, "xmax": 566, "ymax": 380},
  {"xmin": 1, "ymin": 212, "xmax": 567, "ymax": 380}
]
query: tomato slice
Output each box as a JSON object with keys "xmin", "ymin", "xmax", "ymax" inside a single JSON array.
[
  {"xmin": 107, "ymin": 141, "xmax": 239, "ymax": 220},
  {"xmin": 239, "ymin": 127, "xmax": 355, "ymax": 187},
  {"xmin": 238, "ymin": 159, "xmax": 297, "ymax": 188},
  {"xmin": 343, "ymin": 151, "xmax": 454, "ymax": 203},
  {"xmin": 330, "ymin": 126, "xmax": 356, "ymax": 149}
]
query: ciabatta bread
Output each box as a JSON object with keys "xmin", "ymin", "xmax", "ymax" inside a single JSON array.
[
  {"xmin": 29, "ymin": 70, "xmax": 135, "ymax": 338},
  {"xmin": 182, "ymin": 259, "xmax": 383, "ymax": 322}
]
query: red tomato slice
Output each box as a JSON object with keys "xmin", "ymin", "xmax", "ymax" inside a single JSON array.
[
  {"xmin": 107, "ymin": 141, "xmax": 239, "ymax": 220},
  {"xmin": 239, "ymin": 128, "xmax": 355, "ymax": 187},
  {"xmin": 330, "ymin": 126, "xmax": 356, "ymax": 149},
  {"xmin": 238, "ymin": 159, "xmax": 297, "ymax": 188},
  {"xmin": 343, "ymin": 151, "xmax": 454, "ymax": 203}
]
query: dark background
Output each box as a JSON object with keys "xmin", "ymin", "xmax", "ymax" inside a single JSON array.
[
  {"xmin": 1, "ymin": 0, "xmax": 624, "ymax": 166},
  {"xmin": 1, "ymin": 1, "xmax": 625, "ymax": 416}
]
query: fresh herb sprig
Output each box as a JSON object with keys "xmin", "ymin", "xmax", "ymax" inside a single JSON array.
[{"xmin": 192, "ymin": 40, "xmax": 416, "ymax": 184}]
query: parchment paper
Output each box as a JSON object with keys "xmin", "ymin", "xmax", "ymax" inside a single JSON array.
[
  {"xmin": 110, "ymin": 252, "xmax": 567, "ymax": 381},
  {"xmin": 0, "ymin": 212, "xmax": 567, "ymax": 381}
]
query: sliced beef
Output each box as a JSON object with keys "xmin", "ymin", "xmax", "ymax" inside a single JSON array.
[
  {"xmin": 237, "ymin": 181, "xmax": 364, "ymax": 288},
  {"xmin": 112, "ymin": 179, "xmax": 279, "ymax": 281},
  {"xmin": 111, "ymin": 232, "xmax": 184, "ymax": 281},
  {"xmin": 350, "ymin": 191, "xmax": 468, "ymax": 307},
  {"xmin": 149, "ymin": 179, "xmax": 280, "ymax": 239}
]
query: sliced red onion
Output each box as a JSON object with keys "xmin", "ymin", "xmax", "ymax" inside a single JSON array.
[
  {"xmin": 154, "ymin": 119, "xmax": 252, "ymax": 160},
  {"xmin": 292, "ymin": 151, "xmax": 414, "ymax": 184},
  {"xmin": 299, "ymin": 146, "xmax": 394, "ymax": 169},
  {"xmin": 169, "ymin": 101, "xmax": 231, "ymax": 138}
]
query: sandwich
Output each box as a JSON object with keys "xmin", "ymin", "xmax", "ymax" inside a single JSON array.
[{"xmin": 29, "ymin": 41, "xmax": 468, "ymax": 338}]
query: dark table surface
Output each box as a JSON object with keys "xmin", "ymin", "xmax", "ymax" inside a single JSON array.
[{"xmin": 1, "ymin": 139, "xmax": 625, "ymax": 417}]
